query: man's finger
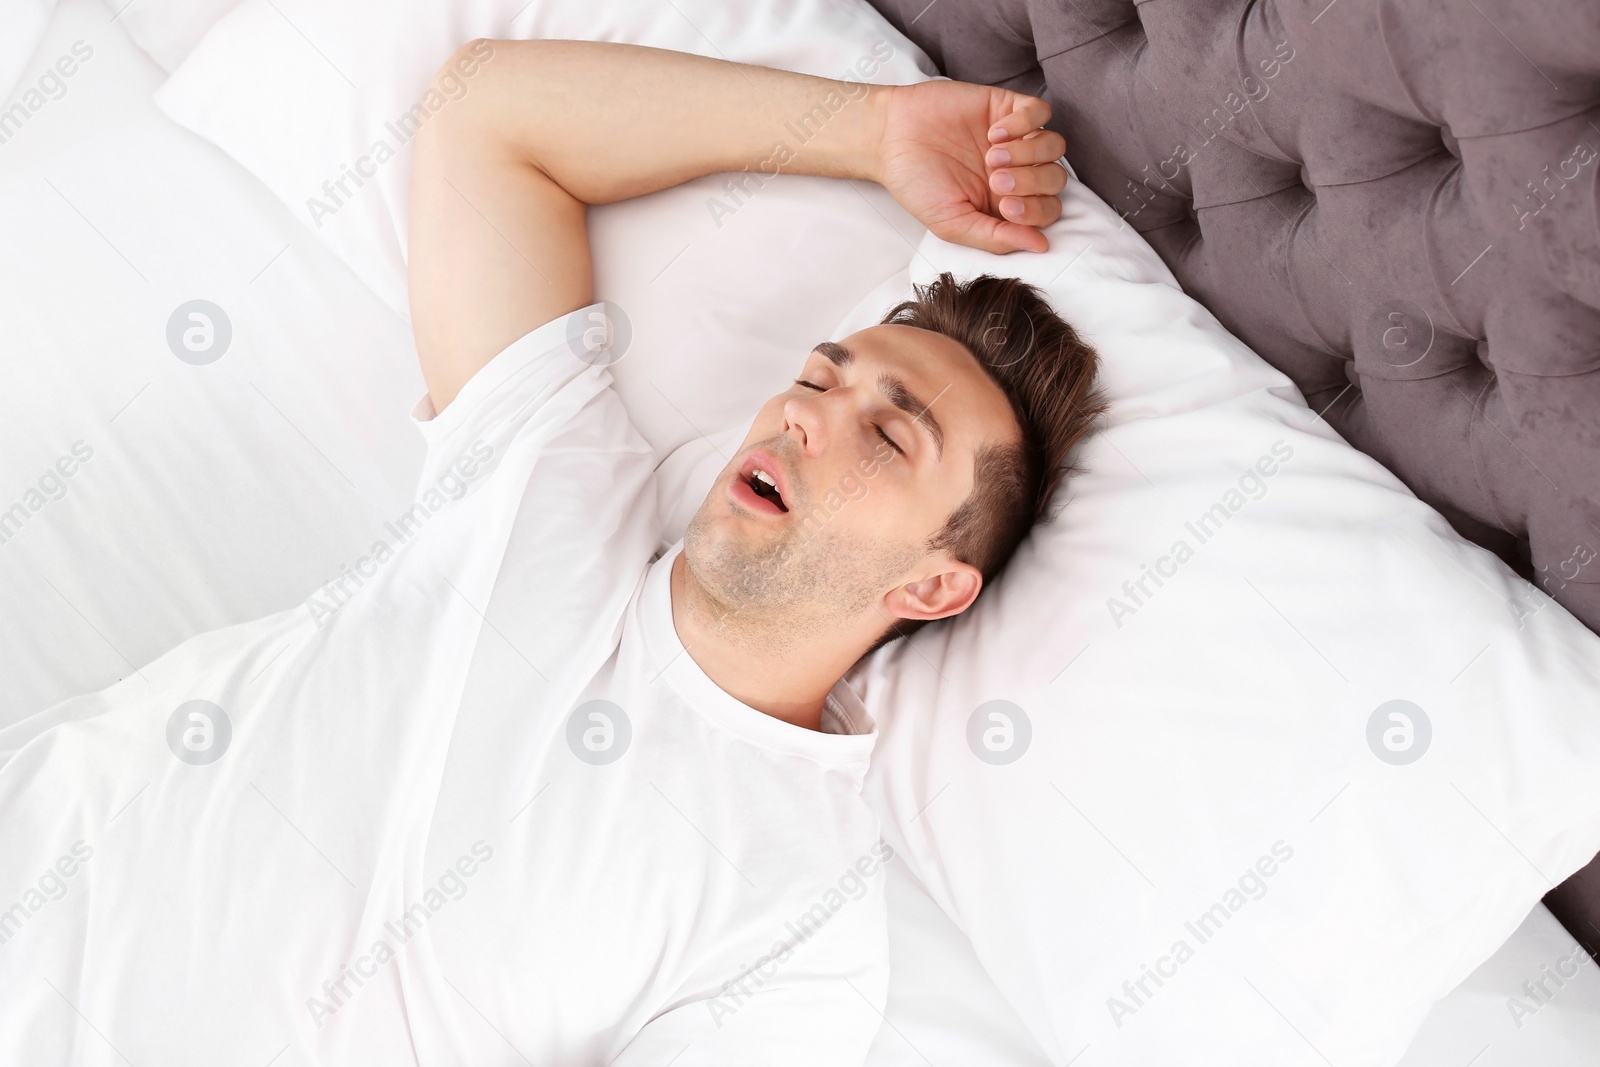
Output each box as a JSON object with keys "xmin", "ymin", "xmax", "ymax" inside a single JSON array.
[
  {"xmin": 990, "ymin": 216, "xmax": 1050, "ymax": 253},
  {"xmin": 986, "ymin": 95, "xmax": 1052, "ymax": 143},
  {"xmin": 938, "ymin": 209, "xmax": 1048, "ymax": 255},
  {"xmin": 986, "ymin": 130, "xmax": 1067, "ymax": 169},
  {"xmin": 974, "ymin": 213, "xmax": 1050, "ymax": 254},
  {"xmin": 998, "ymin": 193, "xmax": 1062, "ymax": 231},
  {"xmin": 989, "ymin": 160, "xmax": 1069, "ymax": 199}
]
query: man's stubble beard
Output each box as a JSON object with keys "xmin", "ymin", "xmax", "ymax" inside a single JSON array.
[{"xmin": 681, "ymin": 489, "xmax": 923, "ymax": 657}]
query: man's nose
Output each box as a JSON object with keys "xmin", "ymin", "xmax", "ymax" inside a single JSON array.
[{"xmin": 782, "ymin": 392, "xmax": 833, "ymax": 457}]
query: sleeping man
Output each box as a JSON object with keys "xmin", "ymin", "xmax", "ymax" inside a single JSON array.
[{"xmin": 0, "ymin": 40, "xmax": 1102, "ymax": 1065}]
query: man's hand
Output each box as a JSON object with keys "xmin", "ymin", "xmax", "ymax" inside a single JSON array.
[{"xmin": 875, "ymin": 81, "xmax": 1068, "ymax": 255}]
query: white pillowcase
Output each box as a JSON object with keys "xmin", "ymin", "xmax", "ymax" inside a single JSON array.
[
  {"xmin": 100, "ymin": 0, "xmax": 239, "ymax": 71},
  {"xmin": 0, "ymin": 0, "xmax": 54, "ymax": 98},
  {"xmin": 152, "ymin": 0, "xmax": 938, "ymax": 462},
  {"xmin": 812, "ymin": 176, "xmax": 1600, "ymax": 1064}
]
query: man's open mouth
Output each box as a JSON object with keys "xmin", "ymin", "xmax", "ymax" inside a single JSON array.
[{"xmin": 744, "ymin": 467, "xmax": 788, "ymax": 512}]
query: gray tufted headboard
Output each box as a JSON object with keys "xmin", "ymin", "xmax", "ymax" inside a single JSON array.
[{"xmin": 863, "ymin": 0, "xmax": 1600, "ymax": 954}]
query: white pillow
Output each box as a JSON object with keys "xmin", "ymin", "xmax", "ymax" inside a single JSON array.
[
  {"xmin": 152, "ymin": 0, "xmax": 938, "ymax": 462},
  {"xmin": 806, "ymin": 175, "xmax": 1600, "ymax": 1064},
  {"xmin": 0, "ymin": 0, "xmax": 54, "ymax": 98},
  {"xmin": 100, "ymin": 0, "xmax": 239, "ymax": 72}
]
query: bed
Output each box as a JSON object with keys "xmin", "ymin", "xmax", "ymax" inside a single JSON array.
[{"xmin": 3, "ymin": 0, "xmax": 1599, "ymax": 1063}]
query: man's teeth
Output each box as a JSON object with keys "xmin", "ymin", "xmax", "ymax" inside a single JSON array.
[{"xmin": 747, "ymin": 467, "xmax": 786, "ymax": 510}]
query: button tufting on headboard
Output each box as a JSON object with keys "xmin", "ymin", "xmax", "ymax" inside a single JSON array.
[
  {"xmin": 869, "ymin": 0, "xmax": 1600, "ymax": 640},
  {"xmin": 1439, "ymin": 125, "xmax": 1462, "ymax": 160}
]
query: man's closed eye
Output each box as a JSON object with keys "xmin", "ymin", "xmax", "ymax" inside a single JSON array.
[{"xmin": 793, "ymin": 378, "xmax": 905, "ymax": 455}]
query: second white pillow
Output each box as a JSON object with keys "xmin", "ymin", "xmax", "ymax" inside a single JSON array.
[{"xmin": 153, "ymin": 0, "xmax": 939, "ymax": 462}]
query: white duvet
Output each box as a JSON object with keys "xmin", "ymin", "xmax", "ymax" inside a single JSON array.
[{"xmin": 0, "ymin": 312, "xmax": 891, "ymax": 1065}]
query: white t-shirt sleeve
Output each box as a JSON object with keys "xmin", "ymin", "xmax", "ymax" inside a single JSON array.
[
  {"xmin": 398, "ymin": 303, "xmax": 659, "ymax": 672},
  {"xmin": 406, "ymin": 302, "xmax": 618, "ymax": 496}
]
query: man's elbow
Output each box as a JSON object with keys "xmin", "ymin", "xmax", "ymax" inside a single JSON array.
[
  {"xmin": 413, "ymin": 38, "xmax": 503, "ymax": 147},
  {"xmin": 436, "ymin": 38, "xmax": 499, "ymax": 105}
]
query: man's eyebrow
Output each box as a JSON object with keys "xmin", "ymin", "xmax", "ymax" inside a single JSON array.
[
  {"xmin": 814, "ymin": 340, "xmax": 852, "ymax": 368},
  {"xmin": 810, "ymin": 341, "xmax": 946, "ymax": 460}
]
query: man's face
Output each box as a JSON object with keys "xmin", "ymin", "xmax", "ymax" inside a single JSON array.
[{"xmin": 681, "ymin": 323, "xmax": 1019, "ymax": 648}]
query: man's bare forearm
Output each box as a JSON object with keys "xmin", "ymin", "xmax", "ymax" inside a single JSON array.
[{"xmin": 437, "ymin": 39, "xmax": 890, "ymax": 204}]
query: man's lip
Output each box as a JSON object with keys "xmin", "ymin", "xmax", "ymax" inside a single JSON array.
[
  {"xmin": 729, "ymin": 473, "xmax": 787, "ymax": 516},
  {"xmin": 737, "ymin": 449, "xmax": 791, "ymax": 508}
]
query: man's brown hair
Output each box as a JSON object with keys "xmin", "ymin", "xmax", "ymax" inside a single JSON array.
[{"xmin": 868, "ymin": 272, "xmax": 1108, "ymax": 652}]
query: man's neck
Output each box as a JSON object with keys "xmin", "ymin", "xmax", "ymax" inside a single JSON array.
[{"xmin": 667, "ymin": 551, "xmax": 854, "ymax": 732}]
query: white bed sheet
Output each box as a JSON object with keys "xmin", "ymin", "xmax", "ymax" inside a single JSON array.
[
  {"xmin": 0, "ymin": 0, "xmax": 426, "ymax": 728},
  {"xmin": 3, "ymin": 2, "xmax": 1599, "ymax": 1064}
]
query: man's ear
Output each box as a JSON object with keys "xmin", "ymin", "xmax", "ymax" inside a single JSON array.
[{"xmin": 883, "ymin": 558, "xmax": 983, "ymax": 623}]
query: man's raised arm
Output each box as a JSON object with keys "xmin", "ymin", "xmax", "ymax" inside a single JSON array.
[{"xmin": 407, "ymin": 39, "xmax": 1068, "ymax": 413}]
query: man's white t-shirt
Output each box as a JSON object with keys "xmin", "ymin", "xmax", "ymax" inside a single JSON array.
[{"xmin": 0, "ymin": 307, "xmax": 891, "ymax": 1065}]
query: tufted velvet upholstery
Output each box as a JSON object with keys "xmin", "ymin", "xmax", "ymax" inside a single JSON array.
[{"xmin": 865, "ymin": 0, "xmax": 1600, "ymax": 955}]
